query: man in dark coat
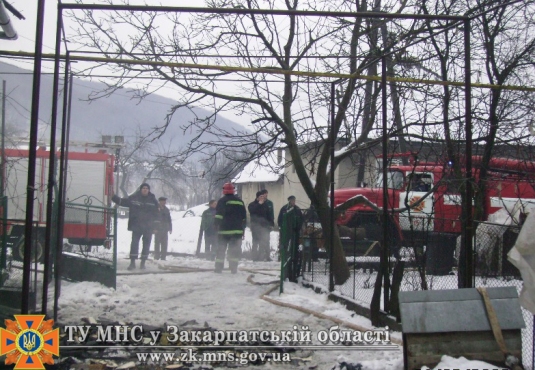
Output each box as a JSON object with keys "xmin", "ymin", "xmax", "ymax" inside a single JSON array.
[
  {"xmin": 278, "ymin": 195, "xmax": 304, "ymax": 281},
  {"xmin": 112, "ymin": 183, "xmax": 160, "ymax": 270},
  {"xmin": 260, "ymin": 189, "xmax": 275, "ymax": 228},
  {"xmin": 199, "ymin": 199, "xmax": 217, "ymax": 260},
  {"xmin": 248, "ymin": 191, "xmax": 273, "ymax": 261},
  {"xmin": 214, "ymin": 182, "xmax": 246, "ymax": 273},
  {"xmin": 154, "ymin": 196, "xmax": 172, "ymax": 261}
]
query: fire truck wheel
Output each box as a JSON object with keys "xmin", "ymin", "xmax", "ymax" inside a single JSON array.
[{"xmin": 16, "ymin": 236, "xmax": 44, "ymax": 263}]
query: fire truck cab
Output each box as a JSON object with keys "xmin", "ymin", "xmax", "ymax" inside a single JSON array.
[{"xmin": 334, "ymin": 156, "xmax": 535, "ymax": 247}]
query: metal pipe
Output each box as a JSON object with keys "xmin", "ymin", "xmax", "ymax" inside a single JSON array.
[
  {"xmin": 54, "ymin": 52, "xmax": 72, "ymax": 321},
  {"xmin": 42, "ymin": 3, "xmax": 64, "ymax": 315},
  {"xmin": 0, "ymin": 0, "xmax": 17, "ymax": 40},
  {"xmin": 60, "ymin": 3, "xmax": 468, "ymax": 21},
  {"xmin": 54, "ymin": 57, "xmax": 72, "ymax": 322},
  {"xmin": 21, "ymin": 0, "xmax": 46, "ymax": 314},
  {"xmin": 0, "ymin": 51, "xmax": 532, "ymax": 92},
  {"xmin": 329, "ymin": 82, "xmax": 336, "ymax": 292},
  {"xmin": 0, "ymin": 80, "xmax": 5, "ymax": 272},
  {"xmin": 1, "ymin": 80, "xmax": 5, "ymax": 198},
  {"xmin": 381, "ymin": 55, "xmax": 390, "ymax": 312},
  {"xmin": 463, "ymin": 19, "xmax": 473, "ymax": 288}
]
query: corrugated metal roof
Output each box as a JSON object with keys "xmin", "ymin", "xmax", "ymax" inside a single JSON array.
[{"xmin": 399, "ymin": 287, "xmax": 525, "ymax": 333}]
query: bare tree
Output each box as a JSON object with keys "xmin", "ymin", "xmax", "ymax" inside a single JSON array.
[
  {"xmin": 67, "ymin": 0, "xmax": 423, "ymax": 284},
  {"xmin": 469, "ymin": 0, "xmax": 535, "ymax": 221},
  {"xmin": 64, "ymin": 0, "xmax": 535, "ymax": 286}
]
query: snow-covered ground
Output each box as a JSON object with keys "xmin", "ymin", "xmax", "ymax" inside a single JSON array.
[{"xmin": 54, "ymin": 206, "xmax": 504, "ymax": 370}]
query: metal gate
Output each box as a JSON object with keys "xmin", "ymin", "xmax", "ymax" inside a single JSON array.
[{"xmin": 60, "ymin": 202, "xmax": 117, "ymax": 289}]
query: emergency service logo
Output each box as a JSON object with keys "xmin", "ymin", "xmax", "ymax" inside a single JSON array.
[
  {"xmin": 409, "ymin": 196, "xmax": 425, "ymax": 212},
  {"xmin": 0, "ymin": 315, "xmax": 59, "ymax": 369}
]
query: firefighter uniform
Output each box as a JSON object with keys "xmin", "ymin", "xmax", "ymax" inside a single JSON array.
[{"xmin": 214, "ymin": 183, "xmax": 246, "ymax": 273}]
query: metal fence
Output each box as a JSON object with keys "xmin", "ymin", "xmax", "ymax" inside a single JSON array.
[
  {"xmin": 0, "ymin": 219, "xmax": 42, "ymax": 316},
  {"xmin": 296, "ymin": 210, "xmax": 534, "ymax": 369},
  {"xmin": 0, "ymin": 201, "xmax": 117, "ymax": 317},
  {"xmin": 61, "ymin": 202, "xmax": 117, "ymax": 289}
]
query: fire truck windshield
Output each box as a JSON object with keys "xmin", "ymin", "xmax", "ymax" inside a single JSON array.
[{"xmin": 376, "ymin": 170, "xmax": 404, "ymax": 189}]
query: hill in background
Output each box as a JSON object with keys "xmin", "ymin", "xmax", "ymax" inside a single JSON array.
[{"xmin": 0, "ymin": 60, "xmax": 250, "ymax": 155}]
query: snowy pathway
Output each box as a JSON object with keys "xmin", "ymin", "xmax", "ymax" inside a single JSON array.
[{"xmin": 57, "ymin": 257, "xmax": 403, "ymax": 369}]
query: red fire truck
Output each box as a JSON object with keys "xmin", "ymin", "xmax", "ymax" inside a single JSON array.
[
  {"xmin": 3, "ymin": 147, "xmax": 115, "ymax": 262},
  {"xmin": 334, "ymin": 155, "xmax": 535, "ymax": 249}
]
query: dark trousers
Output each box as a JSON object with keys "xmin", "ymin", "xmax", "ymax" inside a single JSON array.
[
  {"xmin": 251, "ymin": 225, "xmax": 270, "ymax": 261},
  {"xmin": 204, "ymin": 233, "xmax": 217, "ymax": 258},
  {"xmin": 130, "ymin": 229, "xmax": 153, "ymax": 260},
  {"xmin": 250, "ymin": 226, "xmax": 261, "ymax": 260},
  {"xmin": 215, "ymin": 235, "xmax": 242, "ymax": 272},
  {"xmin": 154, "ymin": 231, "xmax": 168, "ymax": 260}
]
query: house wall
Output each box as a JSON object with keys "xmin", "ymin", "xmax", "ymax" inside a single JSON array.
[
  {"xmin": 282, "ymin": 148, "xmax": 315, "ymax": 212},
  {"xmin": 236, "ymin": 146, "xmax": 378, "ymax": 227},
  {"xmin": 281, "ymin": 147, "xmax": 377, "ymax": 218}
]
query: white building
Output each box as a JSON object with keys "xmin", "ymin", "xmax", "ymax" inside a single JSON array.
[{"xmin": 234, "ymin": 145, "xmax": 377, "ymax": 226}]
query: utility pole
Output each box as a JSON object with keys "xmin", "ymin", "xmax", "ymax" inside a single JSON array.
[{"xmin": 0, "ymin": 80, "xmax": 5, "ymax": 273}]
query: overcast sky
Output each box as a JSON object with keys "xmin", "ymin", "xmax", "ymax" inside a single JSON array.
[
  {"xmin": 1, "ymin": 0, "xmax": 253, "ymax": 128},
  {"xmin": 4, "ymin": 0, "xmax": 194, "ymax": 55}
]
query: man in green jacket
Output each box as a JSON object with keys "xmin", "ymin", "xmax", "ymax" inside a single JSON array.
[{"xmin": 199, "ymin": 199, "xmax": 217, "ymax": 260}]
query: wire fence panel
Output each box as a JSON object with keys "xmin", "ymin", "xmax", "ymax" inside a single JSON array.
[
  {"xmin": 61, "ymin": 203, "xmax": 117, "ymax": 289},
  {"xmin": 0, "ymin": 202, "xmax": 117, "ymax": 316},
  {"xmin": 0, "ymin": 220, "xmax": 41, "ymax": 314},
  {"xmin": 297, "ymin": 211, "xmax": 533, "ymax": 369}
]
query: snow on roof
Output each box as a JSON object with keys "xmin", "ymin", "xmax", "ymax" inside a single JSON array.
[{"xmin": 234, "ymin": 151, "xmax": 285, "ymax": 184}]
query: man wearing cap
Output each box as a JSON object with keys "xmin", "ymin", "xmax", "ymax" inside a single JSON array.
[
  {"xmin": 154, "ymin": 196, "xmax": 172, "ymax": 261},
  {"xmin": 112, "ymin": 183, "xmax": 160, "ymax": 270},
  {"xmin": 278, "ymin": 196, "xmax": 303, "ymax": 235},
  {"xmin": 278, "ymin": 196, "xmax": 304, "ymax": 281},
  {"xmin": 214, "ymin": 182, "xmax": 247, "ymax": 273}
]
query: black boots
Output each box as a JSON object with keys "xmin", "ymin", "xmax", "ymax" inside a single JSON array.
[
  {"xmin": 127, "ymin": 259, "xmax": 146, "ymax": 270},
  {"xmin": 127, "ymin": 259, "xmax": 136, "ymax": 270}
]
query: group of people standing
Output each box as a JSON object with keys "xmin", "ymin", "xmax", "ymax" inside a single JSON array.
[
  {"xmin": 198, "ymin": 183, "xmax": 304, "ymax": 273},
  {"xmin": 115, "ymin": 181, "xmax": 305, "ymax": 274},
  {"xmin": 111, "ymin": 183, "xmax": 172, "ymax": 270}
]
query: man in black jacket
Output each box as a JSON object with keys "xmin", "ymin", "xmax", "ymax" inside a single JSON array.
[
  {"xmin": 214, "ymin": 182, "xmax": 246, "ymax": 273},
  {"xmin": 278, "ymin": 196, "xmax": 304, "ymax": 281},
  {"xmin": 112, "ymin": 183, "xmax": 160, "ymax": 270},
  {"xmin": 248, "ymin": 191, "xmax": 273, "ymax": 261},
  {"xmin": 154, "ymin": 196, "xmax": 172, "ymax": 261}
]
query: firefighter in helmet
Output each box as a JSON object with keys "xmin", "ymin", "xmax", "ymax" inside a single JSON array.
[{"xmin": 214, "ymin": 182, "xmax": 247, "ymax": 273}]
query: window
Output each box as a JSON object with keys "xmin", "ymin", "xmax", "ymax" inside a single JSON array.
[
  {"xmin": 407, "ymin": 173, "xmax": 433, "ymax": 192},
  {"xmin": 376, "ymin": 170, "xmax": 404, "ymax": 189}
]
